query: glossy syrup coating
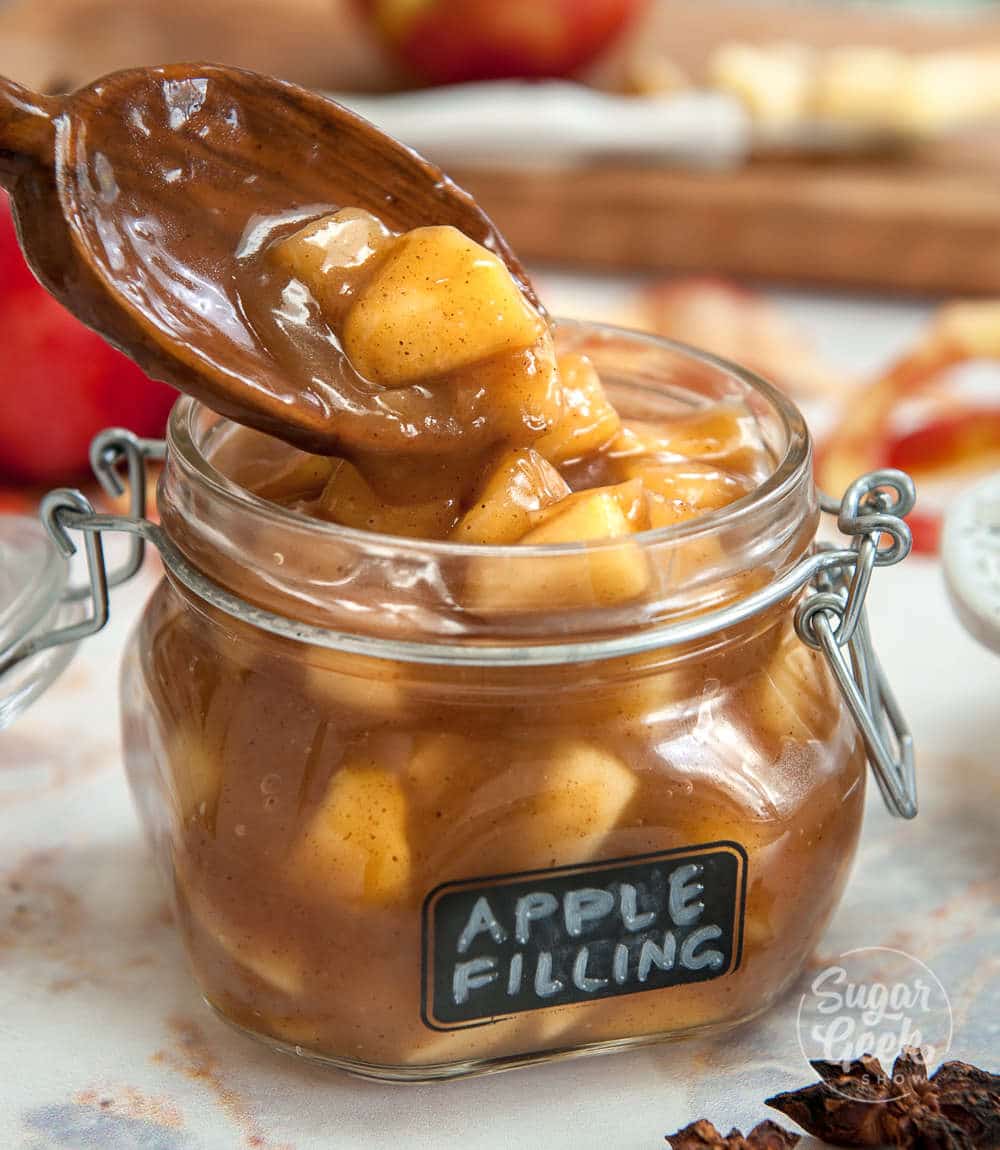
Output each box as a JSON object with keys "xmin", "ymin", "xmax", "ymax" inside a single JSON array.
[
  {"xmin": 124, "ymin": 584, "xmax": 864, "ymax": 1073},
  {"xmin": 0, "ymin": 66, "xmax": 542, "ymax": 454},
  {"xmin": 118, "ymin": 208, "xmax": 865, "ymax": 1078},
  {"xmin": 217, "ymin": 206, "xmax": 770, "ymax": 557}
]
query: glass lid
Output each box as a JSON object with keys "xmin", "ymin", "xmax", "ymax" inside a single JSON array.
[{"xmin": 0, "ymin": 515, "xmax": 76, "ymax": 730}]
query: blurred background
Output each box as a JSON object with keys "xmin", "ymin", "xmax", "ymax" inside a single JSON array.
[
  {"xmin": 2, "ymin": 0, "xmax": 1000, "ymax": 561},
  {"xmin": 2, "ymin": 9, "xmax": 997, "ymax": 1137}
]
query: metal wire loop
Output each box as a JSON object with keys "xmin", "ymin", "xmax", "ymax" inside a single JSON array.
[
  {"xmin": 87, "ymin": 428, "xmax": 164, "ymax": 590},
  {"xmin": 794, "ymin": 592, "xmax": 846, "ymax": 650},
  {"xmin": 838, "ymin": 468, "xmax": 916, "ymax": 531},
  {"xmin": 812, "ymin": 610, "xmax": 917, "ymax": 819},
  {"xmin": 800, "ymin": 468, "xmax": 918, "ymax": 818}
]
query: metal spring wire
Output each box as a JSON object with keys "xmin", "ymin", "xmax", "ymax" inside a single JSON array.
[{"xmin": 795, "ymin": 472, "xmax": 917, "ymax": 817}]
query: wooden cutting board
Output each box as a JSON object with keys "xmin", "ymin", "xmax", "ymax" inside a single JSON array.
[
  {"xmin": 448, "ymin": 0, "xmax": 1000, "ymax": 298},
  {"xmin": 447, "ymin": 129, "xmax": 1000, "ymax": 297}
]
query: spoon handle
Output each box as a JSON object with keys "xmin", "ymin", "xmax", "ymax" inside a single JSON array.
[{"xmin": 0, "ymin": 77, "xmax": 55, "ymax": 185}]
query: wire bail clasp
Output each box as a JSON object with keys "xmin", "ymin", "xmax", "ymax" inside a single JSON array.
[{"xmin": 796, "ymin": 470, "xmax": 918, "ymax": 819}]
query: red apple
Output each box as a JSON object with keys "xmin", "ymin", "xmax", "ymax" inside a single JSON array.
[
  {"xmin": 0, "ymin": 192, "xmax": 177, "ymax": 484},
  {"xmin": 369, "ymin": 0, "xmax": 644, "ymax": 85}
]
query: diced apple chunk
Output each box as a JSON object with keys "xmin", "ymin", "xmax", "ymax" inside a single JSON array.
[
  {"xmin": 520, "ymin": 488, "xmax": 649, "ymax": 601},
  {"xmin": 752, "ymin": 624, "xmax": 838, "ymax": 746},
  {"xmin": 619, "ymin": 458, "xmax": 752, "ymax": 510},
  {"xmin": 314, "ymin": 458, "xmax": 459, "ymax": 539},
  {"xmin": 176, "ymin": 868, "xmax": 304, "ymax": 996},
  {"xmin": 646, "ymin": 497, "xmax": 703, "ymax": 530},
  {"xmin": 530, "ymin": 479, "xmax": 649, "ymax": 534},
  {"xmin": 617, "ymin": 458, "xmax": 752, "ymax": 530},
  {"xmin": 406, "ymin": 733, "xmax": 469, "ymax": 806},
  {"xmin": 343, "ymin": 226, "xmax": 545, "ymax": 386},
  {"xmin": 467, "ymin": 487, "xmax": 650, "ymax": 611},
  {"xmin": 209, "ymin": 424, "xmax": 335, "ymax": 502},
  {"xmin": 253, "ymin": 451, "xmax": 336, "ymax": 504},
  {"xmin": 302, "ymin": 648, "xmax": 410, "ymax": 720},
  {"xmin": 451, "ymin": 448, "xmax": 570, "ymax": 544},
  {"xmin": 533, "ymin": 353, "xmax": 620, "ymax": 464},
  {"xmin": 271, "ymin": 208, "xmax": 393, "ymax": 323},
  {"xmin": 169, "ymin": 731, "xmax": 224, "ymax": 826},
  {"xmin": 288, "ymin": 760, "xmax": 411, "ymax": 906},
  {"xmin": 620, "ymin": 405, "xmax": 765, "ymax": 478},
  {"xmin": 466, "ymin": 338, "xmax": 563, "ymax": 442},
  {"xmin": 405, "ymin": 732, "xmax": 496, "ymax": 813},
  {"xmin": 224, "ymin": 937, "xmax": 304, "ymax": 997},
  {"xmin": 450, "ymin": 740, "xmax": 638, "ymax": 871},
  {"xmin": 404, "ymin": 1004, "xmax": 577, "ymax": 1066},
  {"xmin": 525, "ymin": 488, "xmax": 634, "ymax": 545},
  {"xmin": 523, "ymin": 741, "xmax": 638, "ymax": 864}
]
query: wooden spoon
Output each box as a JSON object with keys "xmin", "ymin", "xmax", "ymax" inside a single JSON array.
[{"xmin": 0, "ymin": 63, "xmax": 540, "ymax": 454}]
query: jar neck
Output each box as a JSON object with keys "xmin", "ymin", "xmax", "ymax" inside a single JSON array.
[{"xmin": 158, "ymin": 401, "xmax": 817, "ymax": 651}]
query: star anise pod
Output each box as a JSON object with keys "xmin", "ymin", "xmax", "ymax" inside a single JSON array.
[
  {"xmin": 766, "ymin": 1047, "xmax": 1000, "ymax": 1149},
  {"xmin": 666, "ymin": 1119, "xmax": 800, "ymax": 1150}
]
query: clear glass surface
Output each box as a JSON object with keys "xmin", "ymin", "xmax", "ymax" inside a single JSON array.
[
  {"xmin": 0, "ymin": 516, "xmax": 76, "ymax": 730},
  {"xmin": 119, "ymin": 323, "xmax": 866, "ymax": 1080}
]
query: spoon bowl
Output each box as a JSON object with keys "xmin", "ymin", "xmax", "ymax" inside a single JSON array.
[{"xmin": 0, "ymin": 64, "xmax": 538, "ymax": 453}]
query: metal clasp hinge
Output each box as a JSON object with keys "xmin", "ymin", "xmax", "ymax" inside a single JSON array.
[{"xmin": 796, "ymin": 470, "xmax": 918, "ymax": 819}]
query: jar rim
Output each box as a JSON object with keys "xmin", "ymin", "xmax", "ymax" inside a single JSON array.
[{"xmin": 166, "ymin": 318, "xmax": 812, "ymax": 559}]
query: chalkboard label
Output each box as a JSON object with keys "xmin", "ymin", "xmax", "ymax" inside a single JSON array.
[{"xmin": 421, "ymin": 842, "xmax": 747, "ymax": 1031}]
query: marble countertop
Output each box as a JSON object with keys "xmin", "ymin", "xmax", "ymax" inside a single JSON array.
[{"xmin": 2, "ymin": 287, "xmax": 998, "ymax": 1149}]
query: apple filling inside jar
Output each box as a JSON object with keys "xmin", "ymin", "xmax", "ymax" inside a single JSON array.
[{"xmin": 149, "ymin": 209, "xmax": 864, "ymax": 1068}]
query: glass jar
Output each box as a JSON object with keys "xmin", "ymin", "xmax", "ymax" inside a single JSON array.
[{"xmin": 1, "ymin": 322, "xmax": 917, "ymax": 1081}]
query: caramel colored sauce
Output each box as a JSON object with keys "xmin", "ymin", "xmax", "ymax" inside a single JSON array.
[
  {"xmin": 0, "ymin": 62, "xmax": 865, "ymax": 1075},
  {"xmin": 0, "ymin": 65, "xmax": 538, "ymax": 453},
  {"xmin": 121, "ymin": 206, "xmax": 865, "ymax": 1075},
  {"xmin": 210, "ymin": 207, "xmax": 771, "ymax": 546},
  {"xmin": 129, "ymin": 579, "xmax": 864, "ymax": 1072}
]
